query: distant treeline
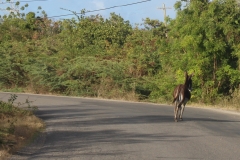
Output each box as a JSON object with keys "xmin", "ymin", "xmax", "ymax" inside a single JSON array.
[{"xmin": 0, "ymin": 0, "xmax": 240, "ymax": 105}]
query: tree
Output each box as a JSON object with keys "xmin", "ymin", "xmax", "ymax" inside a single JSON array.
[
  {"xmin": 143, "ymin": 18, "xmax": 168, "ymax": 38},
  {"xmin": 168, "ymin": 0, "xmax": 240, "ymax": 102}
]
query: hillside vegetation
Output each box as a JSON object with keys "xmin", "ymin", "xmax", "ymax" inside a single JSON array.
[
  {"xmin": 0, "ymin": 94, "xmax": 44, "ymax": 159},
  {"xmin": 0, "ymin": 0, "xmax": 240, "ymax": 108}
]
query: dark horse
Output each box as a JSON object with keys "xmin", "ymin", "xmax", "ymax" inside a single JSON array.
[{"xmin": 173, "ymin": 71, "xmax": 193, "ymax": 122}]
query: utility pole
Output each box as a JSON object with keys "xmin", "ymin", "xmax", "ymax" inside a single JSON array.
[{"xmin": 157, "ymin": 3, "xmax": 172, "ymax": 26}]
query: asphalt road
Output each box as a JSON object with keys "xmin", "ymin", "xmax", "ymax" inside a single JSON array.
[{"xmin": 1, "ymin": 92, "xmax": 240, "ymax": 160}]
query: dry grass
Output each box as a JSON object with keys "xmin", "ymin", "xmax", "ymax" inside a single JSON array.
[
  {"xmin": 96, "ymin": 83, "xmax": 139, "ymax": 102},
  {"xmin": 217, "ymin": 91, "xmax": 240, "ymax": 111},
  {"xmin": 0, "ymin": 110, "xmax": 45, "ymax": 160},
  {"xmin": 195, "ymin": 91, "xmax": 240, "ymax": 111}
]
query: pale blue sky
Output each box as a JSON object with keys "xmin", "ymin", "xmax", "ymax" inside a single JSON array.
[{"xmin": 1, "ymin": 0, "xmax": 180, "ymax": 25}]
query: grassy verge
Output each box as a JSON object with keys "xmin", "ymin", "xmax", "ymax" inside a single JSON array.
[{"xmin": 0, "ymin": 94, "xmax": 45, "ymax": 160}]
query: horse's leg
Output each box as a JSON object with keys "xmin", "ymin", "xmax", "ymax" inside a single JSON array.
[
  {"xmin": 180, "ymin": 99, "xmax": 188, "ymax": 120},
  {"xmin": 177, "ymin": 102, "xmax": 182, "ymax": 121},
  {"xmin": 178, "ymin": 105, "xmax": 182, "ymax": 120},
  {"xmin": 177, "ymin": 105, "xmax": 180, "ymax": 118},
  {"xmin": 179, "ymin": 103, "xmax": 185, "ymax": 121},
  {"xmin": 174, "ymin": 101, "xmax": 178, "ymax": 122}
]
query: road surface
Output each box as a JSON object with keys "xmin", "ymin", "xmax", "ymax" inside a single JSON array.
[{"xmin": 1, "ymin": 92, "xmax": 240, "ymax": 160}]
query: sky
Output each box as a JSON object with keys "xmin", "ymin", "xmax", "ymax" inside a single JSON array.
[{"xmin": 0, "ymin": 0, "xmax": 180, "ymax": 25}]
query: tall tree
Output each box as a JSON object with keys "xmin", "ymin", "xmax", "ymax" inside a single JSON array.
[{"xmin": 168, "ymin": 0, "xmax": 240, "ymax": 102}]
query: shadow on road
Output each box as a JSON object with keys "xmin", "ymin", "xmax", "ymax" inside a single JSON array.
[{"xmin": 11, "ymin": 102, "xmax": 240, "ymax": 159}]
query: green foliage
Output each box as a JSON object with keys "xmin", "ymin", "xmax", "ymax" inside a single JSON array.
[
  {"xmin": 0, "ymin": 0, "xmax": 239, "ymax": 104},
  {"xmin": 166, "ymin": 0, "xmax": 240, "ymax": 103},
  {"xmin": 0, "ymin": 94, "xmax": 37, "ymax": 114},
  {"xmin": 0, "ymin": 100, "xmax": 14, "ymax": 113}
]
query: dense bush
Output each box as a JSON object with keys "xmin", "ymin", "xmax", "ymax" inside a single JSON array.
[{"xmin": 0, "ymin": 0, "xmax": 240, "ymax": 104}]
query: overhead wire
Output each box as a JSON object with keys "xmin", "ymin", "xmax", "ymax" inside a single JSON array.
[
  {"xmin": 48, "ymin": 0, "xmax": 152, "ymax": 18},
  {"xmin": 0, "ymin": 0, "xmax": 152, "ymax": 20},
  {"xmin": 0, "ymin": 0, "xmax": 47, "ymax": 4}
]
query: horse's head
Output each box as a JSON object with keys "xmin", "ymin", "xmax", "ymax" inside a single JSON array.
[{"xmin": 185, "ymin": 72, "xmax": 193, "ymax": 92}]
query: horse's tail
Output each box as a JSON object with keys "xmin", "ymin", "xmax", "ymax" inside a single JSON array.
[
  {"xmin": 172, "ymin": 97, "xmax": 177, "ymax": 103},
  {"xmin": 173, "ymin": 85, "xmax": 181, "ymax": 104}
]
